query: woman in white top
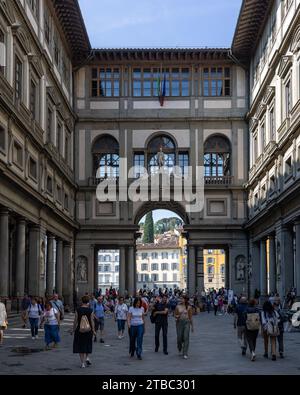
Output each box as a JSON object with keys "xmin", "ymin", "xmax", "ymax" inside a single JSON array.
[
  {"xmin": 40, "ymin": 301, "xmax": 60, "ymax": 350},
  {"xmin": 114, "ymin": 296, "xmax": 128, "ymax": 339},
  {"xmin": 127, "ymin": 297, "xmax": 145, "ymax": 360},
  {"xmin": 26, "ymin": 297, "xmax": 42, "ymax": 339},
  {"xmin": 0, "ymin": 301, "xmax": 8, "ymax": 345},
  {"xmin": 174, "ymin": 295, "xmax": 193, "ymax": 359}
]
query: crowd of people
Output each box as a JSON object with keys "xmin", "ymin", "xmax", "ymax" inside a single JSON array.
[{"xmin": 0, "ymin": 285, "xmax": 297, "ymax": 369}]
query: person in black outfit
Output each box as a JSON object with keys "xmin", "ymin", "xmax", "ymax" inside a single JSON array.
[
  {"xmin": 153, "ymin": 294, "xmax": 169, "ymax": 355},
  {"xmin": 244, "ymin": 299, "xmax": 260, "ymax": 361},
  {"xmin": 72, "ymin": 295, "xmax": 96, "ymax": 368}
]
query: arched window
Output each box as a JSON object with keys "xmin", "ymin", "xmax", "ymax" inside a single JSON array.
[
  {"xmin": 92, "ymin": 135, "xmax": 119, "ymax": 179},
  {"xmin": 204, "ymin": 135, "xmax": 231, "ymax": 179},
  {"xmin": 208, "ymin": 265, "xmax": 214, "ymax": 275},
  {"xmin": 148, "ymin": 135, "xmax": 176, "ymax": 175}
]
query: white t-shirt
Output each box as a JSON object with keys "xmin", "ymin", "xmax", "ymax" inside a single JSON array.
[
  {"xmin": 27, "ymin": 304, "xmax": 42, "ymax": 319},
  {"xmin": 129, "ymin": 307, "xmax": 144, "ymax": 326},
  {"xmin": 115, "ymin": 303, "xmax": 128, "ymax": 320},
  {"xmin": 43, "ymin": 308, "xmax": 59, "ymax": 325}
]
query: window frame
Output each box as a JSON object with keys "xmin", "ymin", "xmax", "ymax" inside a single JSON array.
[
  {"xmin": 202, "ymin": 66, "xmax": 231, "ymax": 97},
  {"xmin": 91, "ymin": 66, "xmax": 120, "ymax": 97}
]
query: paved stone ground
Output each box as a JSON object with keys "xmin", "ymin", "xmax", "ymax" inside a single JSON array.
[{"xmin": 1, "ymin": 311, "xmax": 300, "ymax": 375}]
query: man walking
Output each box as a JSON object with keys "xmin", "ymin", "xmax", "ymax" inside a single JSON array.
[
  {"xmin": 93, "ymin": 296, "xmax": 107, "ymax": 343},
  {"xmin": 234, "ymin": 296, "xmax": 248, "ymax": 355},
  {"xmin": 153, "ymin": 295, "xmax": 169, "ymax": 355}
]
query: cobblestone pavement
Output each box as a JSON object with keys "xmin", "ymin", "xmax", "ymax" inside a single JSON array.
[{"xmin": 1, "ymin": 311, "xmax": 300, "ymax": 375}]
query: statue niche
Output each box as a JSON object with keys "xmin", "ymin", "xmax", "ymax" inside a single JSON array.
[
  {"xmin": 235, "ymin": 255, "xmax": 246, "ymax": 281},
  {"xmin": 76, "ymin": 256, "xmax": 88, "ymax": 283}
]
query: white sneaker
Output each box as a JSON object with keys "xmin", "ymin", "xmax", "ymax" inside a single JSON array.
[
  {"xmin": 81, "ymin": 363, "xmax": 86, "ymax": 368},
  {"xmin": 251, "ymin": 352, "xmax": 256, "ymax": 361},
  {"xmin": 32, "ymin": 336, "xmax": 35, "ymax": 340},
  {"xmin": 183, "ymin": 355, "xmax": 188, "ymax": 359}
]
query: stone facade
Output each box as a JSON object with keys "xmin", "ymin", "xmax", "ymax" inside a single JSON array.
[{"xmin": 1, "ymin": 0, "xmax": 300, "ymax": 306}]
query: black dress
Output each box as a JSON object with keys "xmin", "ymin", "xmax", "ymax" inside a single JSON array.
[{"xmin": 73, "ymin": 306, "xmax": 93, "ymax": 354}]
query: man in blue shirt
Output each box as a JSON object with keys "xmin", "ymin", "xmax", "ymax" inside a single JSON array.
[{"xmin": 93, "ymin": 296, "xmax": 107, "ymax": 343}]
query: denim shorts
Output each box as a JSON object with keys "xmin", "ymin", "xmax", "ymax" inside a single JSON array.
[
  {"xmin": 117, "ymin": 319, "xmax": 126, "ymax": 331},
  {"xmin": 94, "ymin": 317, "xmax": 104, "ymax": 331}
]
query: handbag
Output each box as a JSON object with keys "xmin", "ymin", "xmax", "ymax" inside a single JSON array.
[{"xmin": 79, "ymin": 315, "xmax": 91, "ymax": 333}]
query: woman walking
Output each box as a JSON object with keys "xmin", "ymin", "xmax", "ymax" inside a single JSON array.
[
  {"xmin": 26, "ymin": 297, "xmax": 42, "ymax": 339},
  {"xmin": 41, "ymin": 302, "xmax": 60, "ymax": 350},
  {"xmin": 73, "ymin": 295, "xmax": 96, "ymax": 368},
  {"xmin": 0, "ymin": 300, "xmax": 8, "ymax": 345},
  {"xmin": 244, "ymin": 299, "xmax": 260, "ymax": 361},
  {"xmin": 261, "ymin": 300, "xmax": 280, "ymax": 360},
  {"xmin": 174, "ymin": 295, "xmax": 193, "ymax": 359},
  {"xmin": 127, "ymin": 297, "xmax": 145, "ymax": 360},
  {"xmin": 114, "ymin": 296, "xmax": 128, "ymax": 338}
]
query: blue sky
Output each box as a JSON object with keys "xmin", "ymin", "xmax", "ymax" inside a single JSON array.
[
  {"xmin": 78, "ymin": 0, "xmax": 243, "ymax": 48},
  {"xmin": 140, "ymin": 210, "xmax": 181, "ymax": 223}
]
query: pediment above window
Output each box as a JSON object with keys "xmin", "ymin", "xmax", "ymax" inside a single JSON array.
[
  {"xmin": 278, "ymin": 55, "xmax": 292, "ymax": 78},
  {"xmin": 263, "ymin": 86, "xmax": 275, "ymax": 105},
  {"xmin": 46, "ymin": 86, "xmax": 60, "ymax": 106},
  {"xmin": 0, "ymin": 0, "xmax": 16, "ymax": 25},
  {"xmin": 290, "ymin": 24, "xmax": 300, "ymax": 53},
  {"xmin": 28, "ymin": 54, "xmax": 44, "ymax": 78}
]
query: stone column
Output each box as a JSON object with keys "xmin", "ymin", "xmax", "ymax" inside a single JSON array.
[
  {"xmin": 269, "ymin": 235, "xmax": 276, "ymax": 294},
  {"xmin": 16, "ymin": 218, "xmax": 26, "ymax": 297},
  {"xmin": 196, "ymin": 246, "xmax": 204, "ymax": 292},
  {"xmin": 55, "ymin": 239, "xmax": 63, "ymax": 297},
  {"xmin": 0, "ymin": 208, "xmax": 9, "ymax": 297},
  {"xmin": 119, "ymin": 246, "xmax": 126, "ymax": 296},
  {"xmin": 187, "ymin": 245, "xmax": 196, "ymax": 295},
  {"xmin": 62, "ymin": 242, "xmax": 72, "ymax": 306},
  {"xmin": 281, "ymin": 226, "xmax": 294, "ymax": 297},
  {"xmin": 295, "ymin": 221, "xmax": 300, "ymax": 298},
  {"xmin": 28, "ymin": 225, "xmax": 41, "ymax": 296},
  {"xmin": 249, "ymin": 240, "xmax": 260, "ymax": 297},
  {"xmin": 127, "ymin": 246, "xmax": 135, "ymax": 297},
  {"xmin": 46, "ymin": 235, "xmax": 55, "ymax": 296},
  {"xmin": 260, "ymin": 239, "xmax": 267, "ymax": 296}
]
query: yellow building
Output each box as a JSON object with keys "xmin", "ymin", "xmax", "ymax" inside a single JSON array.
[{"xmin": 204, "ymin": 250, "xmax": 225, "ymax": 291}]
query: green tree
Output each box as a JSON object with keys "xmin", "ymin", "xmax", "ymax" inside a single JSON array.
[
  {"xmin": 143, "ymin": 212, "xmax": 154, "ymax": 243},
  {"xmin": 154, "ymin": 217, "xmax": 183, "ymax": 234}
]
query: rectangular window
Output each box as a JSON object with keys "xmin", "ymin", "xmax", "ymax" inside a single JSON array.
[
  {"xmin": 91, "ymin": 67, "xmax": 120, "ymax": 97},
  {"xmin": 173, "ymin": 273, "xmax": 177, "ymax": 282},
  {"xmin": 141, "ymin": 253, "xmax": 148, "ymax": 259},
  {"xmin": 65, "ymin": 132, "xmax": 70, "ymax": 164},
  {"xmin": 30, "ymin": 79, "xmax": 37, "ymax": 120},
  {"xmin": 133, "ymin": 152, "xmax": 145, "ymax": 178},
  {"xmin": 152, "ymin": 274, "xmax": 158, "ymax": 282},
  {"xmin": 29, "ymin": 157, "xmax": 37, "ymax": 180},
  {"xmin": 132, "ymin": 67, "xmax": 190, "ymax": 97},
  {"xmin": 0, "ymin": 29, "xmax": 5, "ymax": 75},
  {"xmin": 47, "ymin": 176, "xmax": 53, "ymax": 194},
  {"xmin": 261, "ymin": 123, "xmax": 266, "ymax": 150},
  {"xmin": 171, "ymin": 263, "xmax": 178, "ymax": 271},
  {"xmin": 56, "ymin": 185, "xmax": 62, "ymax": 203},
  {"xmin": 179, "ymin": 152, "xmax": 189, "ymax": 176},
  {"xmin": 163, "ymin": 273, "xmax": 167, "ymax": 282},
  {"xmin": 151, "ymin": 263, "xmax": 158, "ymax": 271},
  {"xmin": 285, "ymin": 156, "xmax": 292, "ymax": 178},
  {"xmin": 64, "ymin": 193, "xmax": 69, "ymax": 210},
  {"xmin": 269, "ymin": 175, "xmax": 275, "ymax": 194},
  {"xmin": 44, "ymin": 7, "xmax": 51, "ymax": 45},
  {"xmin": 270, "ymin": 108, "xmax": 275, "ymax": 141},
  {"xmin": 13, "ymin": 141, "xmax": 23, "ymax": 167},
  {"xmin": 285, "ymin": 80, "xmax": 292, "ymax": 116},
  {"xmin": 161, "ymin": 263, "xmax": 169, "ymax": 271},
  {"xmin": 254, "ymin": 135, "xmax": 258, "ymax": 161},
  {"xmin": 15, "ymin": 57, "xmax": 23, "ymax": 101},
  {"xmin": 62, "ymin": 56, "xmax": 70, "ymax": 88},
  {"xmin": 53, "ymin": 32, "xmax": 60, "ymax": 67},
  {"xmin": 0, "ymin": 126, "xmax": 5, "ymax": 150},
  {"xmin": 141, "ymin": 264, "xmax": 148, "ymax": 271},
  {"xmin": 202, "ymin": 67, "xmax": 231, "ymax": 97},
  {"xmin": 57, "ymin": 122, "xmax": 62, "ymax": 154},
  {"xmin": 47, "ymin": 105, "xmax": 53, "ymax": 143}
]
